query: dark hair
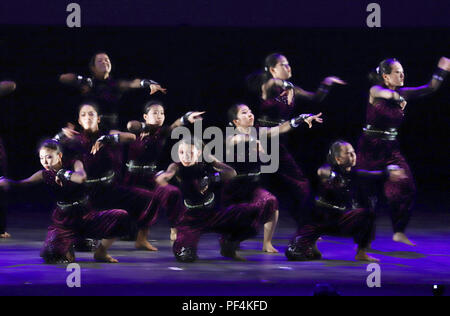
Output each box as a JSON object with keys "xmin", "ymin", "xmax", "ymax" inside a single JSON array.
[
  {"xmin": 327, "ymin": 140, "xmax": 351, "ymax": 166},
  {"xmin": 143, "ymin": 100, "xmax": 165, "ymax": 115},
  {"xmin": 89, "ymin": 51, "xmax": 110, "ymax": 73},
  {"xmin": 38, "ymin": 139, "xmax": 62, "ymax": 153},
  {"xmin": 227, "ymin": 103, "xmax": 248, "ymax": 126},
  {"xmin": 78, "ymin": 101, "xmax": 100, "ymax": 116},
  {"xmin": 368, "ymin": 58, "xmax": 399, "ymax": 85},
  {"xmin": 247, "ymin": 53, "xmax": 285, "ymax": 96}
]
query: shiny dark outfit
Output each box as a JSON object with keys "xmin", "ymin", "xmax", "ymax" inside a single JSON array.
[
  {"xmin": 357, "ymin": 72, "xmax": 447, "ymax": 233},
  {"xmin": 172, "ymin": 163, "xmax": 276, "ymax": 262},
  {"xmin": 40, "ymin": 168, "xmax": 129, "ymax": 263},
  {"xmin": 61, "ymin": 131, "xmax": 159, "ymax": 233},
  {"xmin": 124, "ymin": 125, "xmax": 183, "ymax": 227},
  {"xmin": 286, "ymin": 166, "xmax": 380, "ymax": 261}
]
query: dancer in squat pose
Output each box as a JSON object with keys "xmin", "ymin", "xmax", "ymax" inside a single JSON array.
[
  {"xmin": 286, "ymin": 141, "xmax": 407, "ymax": 262},
  {"xmin": 358, "ymin": 56, "xmax": 450, "ymax": 246},
  {"xmin": 225, "ymin": 103, "xmax": 323, "ymax": 252},
  {"xmin": 157, "ymin": 138, "xmax": 277, "ymax": 262},
  {"xmin": 0, "ymin": 140, "xmax": 129, "ymax": 263},
  {"xmin": 56, "ymin": 103, "xmax": 161, "ymax": 251},
  {"xmin": 126, "ymin": 100, "xmax": 204, "ymax": 240}
]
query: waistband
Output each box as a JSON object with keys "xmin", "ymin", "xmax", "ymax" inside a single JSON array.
[
  {"xmin": 126, "ymin": 161, "xmax": 158, "ymax": 174},
  {"xmin": 57, "ymin": 196, "xmax": 89, "ymax": 212},
  {"xmin": 85, "ymin": 171, "xmax": 115, "ymax": 185},
  {"xmin": 363, "ymin": 125, "xmax": 398, "ymax": 141},
  {"xmin": 184, "ymin": 193, "xmax": 215, "ymax": 210}
]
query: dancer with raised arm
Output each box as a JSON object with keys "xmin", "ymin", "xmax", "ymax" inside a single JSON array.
[
  {"xmin": 125, "ymin": 100, "xmax": 204, "ymax": 240},
  {"xmin": 286, "ymin": 141, "xmax": 407, "ymax": 262},
  {"xmin": 0, "ymin": 140, "xmax": 129, "ymax": 263},
  {"xmin": 247, "ymin": 53, "xmax": 345, "ymax": 227},
  {"xmin": 358, "ymin": 57, "xmax": 450, "ymax": 246},
  {"xmin": 225, "ymin": 103, "xmax": 323, "ymax": 252},
  {"xmin": 59, "ymin": 52, "xmax": 167, "ymax": 129},
  {"xmin": 156, "ymin": 138, "xmax": 277, "ymax": 262},
  {"xmin": 56, "ymin": 102, "xmax": 162, "ymax": 251}
]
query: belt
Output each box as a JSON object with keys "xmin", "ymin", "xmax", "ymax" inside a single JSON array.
[
  {"xmin": 126, "ymin": 161, "xmax": 158, "ymax": 174},
  {"xmin": 184, "ymin": 193, "xmax": 215, "ymax": 210},
  {"xmin": 315, "ymin": 197, "xmax": 347, "ymax": 212},
  {"xmin": 363, "ymin": 125, "xmax": 398, "ymax": 141},
  {"xmin": 234, "ymin": 171, "xmax": 261, "ymax": 179},
  {"xmin": 85, "ymin": 171, "xmax": 115, "ymax": 185},
  {"xmin": 57, "ymin": 196, "xmax": 89, "ymax": 211}
]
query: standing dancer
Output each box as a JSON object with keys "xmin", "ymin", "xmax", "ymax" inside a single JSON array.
[
  {"xmin": 0, "ymin": 80, "xmax": 16, "ymax": 238},
  {"xmin": 286, "ymin": 141, "xmax": 407, "ymax": 262},
  {"xmin": 57, "ymin": 103, "xmax": 162, "ymax": 251},
  {"xmin": 59, "ymin": 52, "xmax": 167, "ymax": 129},
  {"xmin": 248, "ymin": 53, "xmax": 345, "ymax": 226},
  {"xmin": 0, "ymin": 140, "xmax": 129, "ymax": 263},
  {"xmin": 357, "ymin": 57, "xmax": 449, "ymax": 246},
  {"xmin": 225, "ymin": 103, "xmax": 323, "ymax": 252},
  {"xmin": 156, "ymin": 138, "xmax": 277, "ymax": 262},
  {"xmin": 125, "ymin": 100, "xmax": 204, "ymax": 240}
]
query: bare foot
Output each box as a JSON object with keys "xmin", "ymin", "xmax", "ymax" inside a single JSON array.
[
  {"xmin": 355, "ymin": 251, "xmax": 380, "ymax": 262},
  {"xmin": 135, "ymin": 240, "xmax": 158, "ymax": 251},
  {"xmin": 94, "ymin": 251, "xmax": 119, "ymax": 263},
  {"xmin": 0, "ymin": 232, "xmax": 11, "ymax": 238},
  {"xmin": 393, "ymin": 232, "xmax": 416, "ymax": 246},
  {"xmin": 170, "ymin": 228, "xmax": 177, "ymax": 242},
  {"xmin": 231, "ymin": 253, "xmax": 248, "ymax": 262},
  {"xmin": 262, "ymin": 243, "xmax": 279, "ymax": 253}
]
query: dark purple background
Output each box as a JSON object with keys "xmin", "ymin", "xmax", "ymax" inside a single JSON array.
[{"xmin": 1, "ymin": 0, "xmax": 450, "ymax": 27}]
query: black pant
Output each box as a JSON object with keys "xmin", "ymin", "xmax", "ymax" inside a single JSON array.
[{"xmin": 0, "ymin": 191, "xmax": 7, "ymax": 234}]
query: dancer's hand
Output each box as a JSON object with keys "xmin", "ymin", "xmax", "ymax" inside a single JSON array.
[
  {"xmin": 305, "ymin": 112, "xmax": 323, "ymax": 128},
  {"xmin": 438, "ymin": 57, "xmax": 450, "ymax": 72},
  {"xmin": 0, "ymin": 177, "xmax": 10, "ymax": 191},
  {"xmin": 149, "ymin": 84, "xmax": 167, "ymax": 95},
  {"xmin": 90, "ymin": 141, "xmax": 104, "ymax": 155},
  {"xmin": 55, "ymin": 176, "xmax": 64, "ymax": 187},
  {"xmin": 317, "ymin": 166, "xmax": 332, "ymax": 178},
  {"xmin": 323, "ymin": 76, "xmax": 347, "ymax": 86},
  {"xmin": 187, "ymin": 111, "xmax": 205, "ymax": 123},
  {"xmin": 389, "ymin": 168, "xmax": 407, "ymax": 182},
  {"xmin": 399, "ymin": 99, "xmax": 407, "ymax": 111},
  {"xmin": 280, "ymin": 89, "xmax": 295, "ymax": 105},
  {"xmin": 62, "ymin": 123, "xmax": 79, "ymax": 139}
]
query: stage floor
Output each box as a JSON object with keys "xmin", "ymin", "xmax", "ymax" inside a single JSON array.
[{"xmin": 0, "ymin": 199, "xmax": 449, "ymax": 296}]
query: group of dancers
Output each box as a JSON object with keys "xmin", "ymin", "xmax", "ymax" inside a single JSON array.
[{"xmin": 0, "ymin": 52, "xmax": 448, "ymax": 264}]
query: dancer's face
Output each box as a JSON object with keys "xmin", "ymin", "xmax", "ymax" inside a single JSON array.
[
  {"xmin": 383, "ymin": 62, "xmax": 405, "ymax": 88},
  {"xmin": 92, "ymin": 53, "xmax": 112, "ymax": 77},
  {"xmin": 144, "ymin": 105, "xmax": 165, "ymax": 126},
  {"xmin": 78, "ymin": 105, "xmax": 100, "ymax": 131},
  {"xmin": 178, "ymin": 143, "xmax": 201, "ymax": 167},
  {"xmin": 39, "ymin": 148, "xmax": 63, "ymax": 171},
  {"xmin": 335, "ymin": 143, "xmax": 357, "ymax": 169},
  {"xmin": 233, "ymin": 105, "xmax": 255, "ymax": 129},
  {"xmin": 270, "ymin": 56, "xmax": 292, "ymax": 80}
]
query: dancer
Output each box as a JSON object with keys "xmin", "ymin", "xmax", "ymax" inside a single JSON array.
[
  {"xmin": 0, "ymin": 81, "xmax": 16, "ymax": 97},
  {"xmin": 56, "ymin": 102, "xmax": 162, "ymax": 251},
  {"xmin": 126, "ymin": 100, "xmax": 204, "ymax": 240},
  {"xmin": 286, "ymin": 140, "xmax": 407, "ymax": 262},
  {"xmin": 156, "ymin": 138, "xmax": 277, "ymax": 262},
  {"xmin": 0, "ymin": 80, "xmax": 16, "ymax": 238},
  {"xmin": 357, "ymin": 57, "xmax": 449, "ymax": 246},
  {"xmin": 0, "ymin": 140, "xmax": 129, "ymax": 263},
  {"xmin": 247, "ymin": 53, "xmax": 345, "ymax": 227},
  {"xmin": 225, "ymin": 103, "xmax": 323, "ymax": 252},
  {"xmin": 59, "ymin": 52, "xmax": 167, "ymax": 129}
]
